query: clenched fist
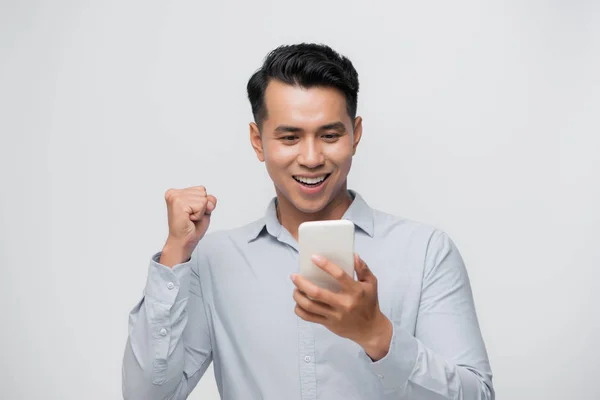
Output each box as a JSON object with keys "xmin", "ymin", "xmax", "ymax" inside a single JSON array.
[{"xmin": 159, "ymin": 186, "xmax": 217, "ymax": 267}]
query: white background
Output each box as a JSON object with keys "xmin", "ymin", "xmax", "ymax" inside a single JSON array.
[{"xmin": 1, "ymin": 1, "xmax": 599, "ymax": 399}]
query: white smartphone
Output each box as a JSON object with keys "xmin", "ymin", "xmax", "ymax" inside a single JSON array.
[{"xmin": 298, "ymin": 219, "xmax": 355, "ymax": 292}]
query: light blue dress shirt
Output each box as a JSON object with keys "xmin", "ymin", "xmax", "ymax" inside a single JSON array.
[{"xmin": 122, "ymin": 190, "xmax": 494, "ymax": 399}]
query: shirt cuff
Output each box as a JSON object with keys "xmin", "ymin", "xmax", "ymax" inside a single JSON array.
[
  {"xmin": 362, "ymin": 321, "xmax": 418, "ymax": 393},
  {"xmin": 143, "ymin": 251, "xmax": 193, "ymax": 306}
]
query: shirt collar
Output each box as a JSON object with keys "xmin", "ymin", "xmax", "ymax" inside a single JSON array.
[{"xmin": 247, "ymin": 189, "xmax": 374, "ymax": 242}]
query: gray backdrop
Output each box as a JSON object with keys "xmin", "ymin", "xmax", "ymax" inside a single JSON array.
[{"xmin": 1, "ymin": 1, "xmax": 599, "ymax": 399}]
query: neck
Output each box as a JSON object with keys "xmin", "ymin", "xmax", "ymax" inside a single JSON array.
[{"xmin": 276, "ymin": 183, "xmax": 353, "ymax": 240}]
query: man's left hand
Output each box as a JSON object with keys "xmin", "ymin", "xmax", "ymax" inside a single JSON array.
[{"xmin": 291, "ymin": 253, "xmax": 393, "ymax": 361}]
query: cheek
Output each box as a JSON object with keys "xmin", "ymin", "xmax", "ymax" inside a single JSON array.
[
  {"xmin": 264, "ymin": 143, "xmax": 297, "ymax": 168},
  {"xmin": 324, "ymin": 143, "xmax": 353, "ymax": 170}
]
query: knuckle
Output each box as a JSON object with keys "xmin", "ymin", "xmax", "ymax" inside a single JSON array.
[
  {"xmin": 333, "ymin": 270, "xmax": 345, "ymax": 280},
  {"xmin": 164, "ymin": 188, "xmax": 176, "ymax": 201},
  {"xmin": 341, "ymin": 299, "xmax": 353, "ymax": 313},
  {"xmin": 311, "ymin": 287, "xmax": 322, "ymax": 299},
  {"xmin": 303, "ymin": 301, "xmax": 314, "ymax": 312}
]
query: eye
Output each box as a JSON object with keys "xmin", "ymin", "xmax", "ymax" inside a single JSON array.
[
  {"xmin": 322, "ymin": 133, "xmax": 341, "ymax": 141},
  {"xmin": 280, "ymin": 135, "xmax": 299, "ymax": 143}
]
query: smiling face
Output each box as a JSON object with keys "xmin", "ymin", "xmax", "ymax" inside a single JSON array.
[{"xmin": 250, "ymin": 79, "xmax": 362, "ymax": 217}]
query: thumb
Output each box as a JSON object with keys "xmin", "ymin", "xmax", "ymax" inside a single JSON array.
[
  {"xmin": 189, "ymin": 195, "xmax": 217, "ymax": 221},
  {"xmin": 189, "ymin": 201, "xmax": 208, "ymax": 221},
  {"xmin": 205, "ymin": 195, "xmax": 217, "ymax": 215},
  {"xmin": 354, "ymin": 253, "xmax": 374, "ymax": 282}
]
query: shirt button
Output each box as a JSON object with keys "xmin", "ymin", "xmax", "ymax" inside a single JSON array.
[
  {"xmin": 167, "ymin": 282, "xmax": 175, "ymax": 290},
  {"xmin": 304, "ymin": 356, "xmax": 311, "ymax": 363},
  {"xmin": 159, "ymin": 328, "xmax": 167, "ymax": 336}
]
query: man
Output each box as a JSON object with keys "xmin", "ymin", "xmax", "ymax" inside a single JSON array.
[{"xmin": 122, "ymin": 43, "xmax": 494, "ymax": 400}]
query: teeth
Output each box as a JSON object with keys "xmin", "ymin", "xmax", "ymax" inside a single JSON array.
[{"xmin": 295, "ymin": 175, "xmax": 327, "ymax": 185}]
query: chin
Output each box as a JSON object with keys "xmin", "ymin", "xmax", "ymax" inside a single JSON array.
[
  {"xmin": 294, "ymin": 199, "xmax": 328, "ymax": 214},
  {"xmin": 281, "ymin": 188, "xmax": 330, "ymax": 214}
]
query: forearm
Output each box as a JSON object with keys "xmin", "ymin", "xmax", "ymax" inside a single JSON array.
[
  {"xmin": 407, "ymin": 336, "xmax": 493, "ymax": 399},
  {"xmin": 122, "ymin": 297, "xmax": 191, "ymax": 399},
  {"xmin": 122, "ymin": 254, "xmax": 194, "ymax": 400},
  {"xmin": 363, "ymin": 322, "xmax": 494, "ymax": 400}
]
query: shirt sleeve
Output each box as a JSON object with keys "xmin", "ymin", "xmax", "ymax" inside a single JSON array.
[
  {"xmin": 363, "ymin": 230, "xmax": 495, "ymax": 399},
  {"xmin": 122, "ymin": 245, "xmax": 213, "ymax": 400}
]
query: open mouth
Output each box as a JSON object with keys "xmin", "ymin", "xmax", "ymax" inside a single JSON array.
[{"xmin": 293, "ymin": 173, "xmax": 331, "ymax": 187}]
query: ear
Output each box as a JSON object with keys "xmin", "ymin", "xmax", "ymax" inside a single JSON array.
[
  {"xmin": 351, "ymin": 116, "xmax": 363, "ymax": 155},
  {"xmin": 249, "ymin": 122, "xmax": 265, "ymax": 162}
]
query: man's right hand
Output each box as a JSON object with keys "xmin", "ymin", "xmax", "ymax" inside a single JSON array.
[{"xmin": 160, "ymin": 186, "xmax": 217, "ymax": 268}]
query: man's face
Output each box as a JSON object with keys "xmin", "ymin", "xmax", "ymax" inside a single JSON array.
[{"xmin": 250, "ymin": 79, "xmax": 362, "ymax": 214}]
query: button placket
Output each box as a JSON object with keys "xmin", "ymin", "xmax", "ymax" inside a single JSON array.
[{"xmin": 293, "ymin": 246, "xmax": 317, "ymax": 399}]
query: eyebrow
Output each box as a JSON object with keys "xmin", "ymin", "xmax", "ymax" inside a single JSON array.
[
  {"xmin": 274, "ymin": 121, "xmax": 346, "ymax": 134},
  {"xmin": 274, "ymin": 125, "xmax": 303, "ymax": 134}
]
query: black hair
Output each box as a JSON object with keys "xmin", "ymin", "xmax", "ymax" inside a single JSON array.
[{"xmin": 246, "ymin": 43, "xmax": 359, "ymax": 129}]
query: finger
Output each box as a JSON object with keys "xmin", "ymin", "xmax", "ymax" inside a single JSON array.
[
  {"xmin": 205, "ymin": 195, "xmax": 217, "ymax": 214},
  {"xmin": 291, "ymin": 273, "xmax": 340, "ymax": 307},
  {"xmin": 294, "ymin": 304, "xmax": 327, "ymax": 324},
  {"xmin": 311, "ymin": 255, "xmax": 352, "ymax": 286},
  {"xmin": 354, "ymin": 253, "xmax": 375, "ymax": 283},
  {"xmin": 293, "ymin": 288, "xmax": 333, "ymax": 318},
  {"xmin": 190, "ymin": 185, "xmax": 207, "ymax": 195},
  {"xmin": 188, "ymin": 198, "xmax": 209, "ymax": 221}
]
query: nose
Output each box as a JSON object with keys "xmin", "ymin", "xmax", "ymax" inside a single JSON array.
[{"xmin": 297, "ymin": 137, "xmax": 325, "ymax": 169}]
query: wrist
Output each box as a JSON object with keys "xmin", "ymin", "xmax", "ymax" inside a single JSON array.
[
  {"xmin": 358, "ymin": 312, "xmax": 393, "ymax": 361},
  {"xmin": 160, "ymin": 240, "xmax": 192, "ymax": 268}
]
